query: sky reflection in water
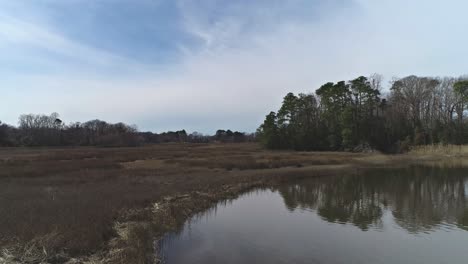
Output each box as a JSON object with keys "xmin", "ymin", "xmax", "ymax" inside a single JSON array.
[{"xmin": 160, "ymin": 166, "xmax": 468, "ymax": 264}]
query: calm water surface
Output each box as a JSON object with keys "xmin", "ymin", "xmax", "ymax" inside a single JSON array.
[{"xmin": 159, "ymin": 166, "xmax": 468, "ymax": 264}]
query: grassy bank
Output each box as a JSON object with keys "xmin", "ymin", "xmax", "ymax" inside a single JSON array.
[
  {"xmin": 410, "ymin": 144, "xmax": 468, "ymax": 156},
  {"xmin": 0, "ymin": 143, "xmax": 465, "ymax": 263}
]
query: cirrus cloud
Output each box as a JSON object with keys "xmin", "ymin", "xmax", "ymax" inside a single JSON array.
[{"xmin": 1, "ymin": 0, "xmax": 467, "ymax": 133}]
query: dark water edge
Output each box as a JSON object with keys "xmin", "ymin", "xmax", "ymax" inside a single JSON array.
[{"xmin": 158, "ymin": 165, "xmax": 468, "ymax": 264}]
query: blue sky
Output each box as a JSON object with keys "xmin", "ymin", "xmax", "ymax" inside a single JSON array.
[{"xmin": 1, "ymin": 0, "xmax": 467, "ymax": 133}]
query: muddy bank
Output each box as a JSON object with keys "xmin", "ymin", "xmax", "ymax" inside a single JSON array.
[
  {"xmin": 89, "ymin": 165, "xmax": 359, "ymax": 264},
  {"xmin": 100, "ymin": 157, "xmax": 468, "ymax": 264}
]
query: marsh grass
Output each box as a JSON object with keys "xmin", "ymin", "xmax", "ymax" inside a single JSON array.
[
  {"xmin": 410, "ymin": 144, "xmax": 468, "ymax": 156},
  {"xmin": 0, "ymin": 143, "xmax": 461, "ymax": 263},
  {"xmin": 0, "ymin": 144, "xmax": 344, "ymax": 262}
]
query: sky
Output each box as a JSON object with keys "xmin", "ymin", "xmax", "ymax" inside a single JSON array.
[{"xmin": 1, "ymin": 0, "xmax": 467, "ymax": 133}]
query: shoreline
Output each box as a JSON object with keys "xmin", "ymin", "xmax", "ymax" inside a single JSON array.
[
  {"xmin": 87, "ymin": 156, "xmax": 464, "ymax": 264},
  {"xmin": 0, "ymin": 143, "xmax": 466, "ymax": 264},
  {"xmin": 109, "ymin": 164, "xmax": 359, "ymax": 264}
]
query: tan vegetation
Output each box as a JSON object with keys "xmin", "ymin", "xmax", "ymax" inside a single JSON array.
[
  {"xmin": 410, "ymin": 144, "xmax": 468, "ymax": 156},
  {"xmin": 0, "ymin": 143, "xmax": 466, "ymax": 263}
]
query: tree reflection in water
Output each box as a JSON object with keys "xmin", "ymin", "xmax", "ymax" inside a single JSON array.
[{"xmin": 276, "ymin": 166, "xmax": 468, "ymax": 233}]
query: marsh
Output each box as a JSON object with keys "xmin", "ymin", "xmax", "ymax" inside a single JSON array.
[{"xmin": 1, "ymin": 144, "xmax": 467, "ymax": 263}]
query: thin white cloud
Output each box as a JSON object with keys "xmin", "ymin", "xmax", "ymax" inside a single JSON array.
[
  {"xmin": 0, "ymin": 12, "xmax": 147, "ymax": 73},
  {"xmin": 1, "ymin": 0, "xmax": 468, "ymax": 133}
]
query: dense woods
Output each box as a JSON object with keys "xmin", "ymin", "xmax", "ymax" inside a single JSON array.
[
  {"xmin": 0, "ymin": 114, "xmax": 254, "ymax": 147},
  {"xmin": 257, "ymin": 75, "xmax": 468, "ymax": 153}
]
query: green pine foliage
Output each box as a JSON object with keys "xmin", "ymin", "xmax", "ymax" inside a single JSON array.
[{"xmin": 257, "ymin": 75, "xmax": 468, "ymax": 153}]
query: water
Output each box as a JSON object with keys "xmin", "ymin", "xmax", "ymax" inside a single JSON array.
[{"xmin": 159, "ymin": 166, "xmax": 468, "ymax": 264}]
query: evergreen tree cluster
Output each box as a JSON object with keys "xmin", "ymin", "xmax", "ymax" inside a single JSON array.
[{"xmin": 257, "ymin": 75, "xmax": 468, "ymax": 152}]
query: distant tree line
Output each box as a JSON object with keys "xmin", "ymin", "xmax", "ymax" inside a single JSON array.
[
  {"xmin": 257, "ymin": 75, "xmax": 468, "ymax": 153},
  {"xmin": 0, "ymin": 113, "xmax": 255, "ymax": 147}
]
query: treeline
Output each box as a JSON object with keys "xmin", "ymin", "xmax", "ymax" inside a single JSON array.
[
  {"xmin": 0, "ymin": 113, "xmax": 254, "ymax": 147},
  {"xmin": 257, "ymin": 75, "xmax": 468, "ymax": 153}
]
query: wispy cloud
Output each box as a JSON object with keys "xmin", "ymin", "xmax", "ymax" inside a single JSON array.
[
  {"xmin": 1, "ymin": 0, "xmax": 467, "ymax": 133},
  {"xmin": 0, "ymin": 2, "xmax": 161, "ymax": 77}
]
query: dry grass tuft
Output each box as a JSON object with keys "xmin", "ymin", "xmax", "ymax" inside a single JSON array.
[{"xmin": 410, "ymin": 144, "xmax": 468, "ymax": 156}]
